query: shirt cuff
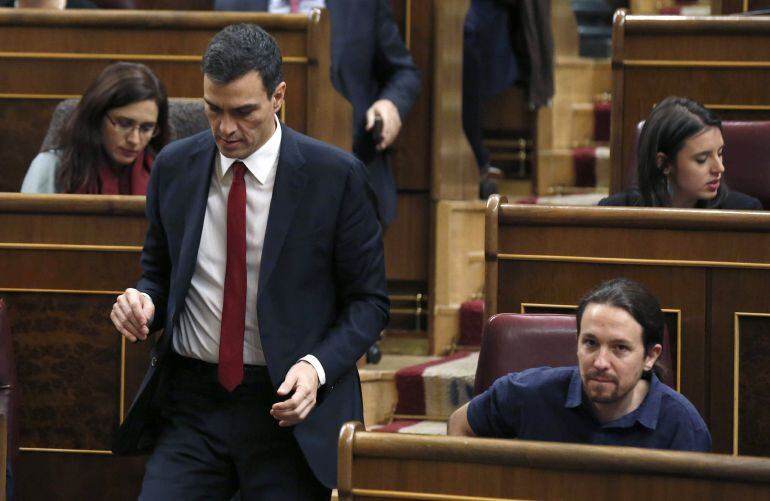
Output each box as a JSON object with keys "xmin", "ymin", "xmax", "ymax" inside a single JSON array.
[{"xmin": 299, "ymin": 355, "xmax": 326, "ymax": 387}]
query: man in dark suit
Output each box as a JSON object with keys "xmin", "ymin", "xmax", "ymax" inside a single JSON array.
[
  {"xmin": 109, "ymin": 23, "xmax": 388, "ymax": 499},
  {"xmin": 215, "ymin": 0, "xmax": 421, "ymax": 227}
]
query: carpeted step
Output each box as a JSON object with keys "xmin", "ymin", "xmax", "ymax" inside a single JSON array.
[
  {"xmin": 394, "ymin": 351, "xmax": 477, "ymax": 420},
  {"xmin": 372, "ymin": 419, "xmax": 447, "ymax": 435},
  {"xmin": 458, "ymin": 299, "xmax": 484, "ymax": 347}
]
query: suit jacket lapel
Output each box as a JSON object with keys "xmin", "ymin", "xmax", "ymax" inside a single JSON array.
[
  {"xmin": 258, "ymin": 124, "xmax": 307, "ymax": 298},
  {"xmin": 173, "ymin": 134, "xmax": 217, "ymax": 318}
]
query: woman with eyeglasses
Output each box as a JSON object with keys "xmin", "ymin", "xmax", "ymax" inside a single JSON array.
[{"xmin": 21, "ymin": 62, "xmax": 169, "ymax": 194}]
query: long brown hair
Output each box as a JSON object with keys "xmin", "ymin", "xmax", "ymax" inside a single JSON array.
[{"xmin": 56, "ymin": 62, "xmax": 169, "ymax": 193}]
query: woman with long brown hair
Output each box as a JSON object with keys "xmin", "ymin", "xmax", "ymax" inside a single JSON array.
[{"xmin": 21, "ymin": 62, "xmax": 169, "ymax": 194}]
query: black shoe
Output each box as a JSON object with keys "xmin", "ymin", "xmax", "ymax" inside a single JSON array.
[
  {"xmin": 366, "ymin": 344, "xmax": 382, "ymax": 364},
  {"xmin": 480, "ymin": 178, "xmax": 499, "ymax": 200},
  {"xmin": 479, "ymin": 165, "xmax": 502, "ymax": 199}
]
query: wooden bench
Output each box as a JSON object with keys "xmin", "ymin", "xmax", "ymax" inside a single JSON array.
[
  {"xmin": 0, "ymin": 8, "xmax": 350, "ymax": 193},
  {"xmin": 484, "ymin": 196, "xmax": 770, "ymax": 456},
  {"xmin": 0, "ymin": 194, "xmax": 149, "ymax": 500},
  {"xmin": 338, "ymin": 421, "xmax": 770, "ymax": 500},
  {"xmin": 610, "ymin": 11, "xmax": 770, "ymax": 193}
]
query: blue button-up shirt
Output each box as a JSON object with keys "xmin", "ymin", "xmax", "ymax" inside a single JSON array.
[{"xmin": 467, "ymin": 366, "xmax": 711, "ymax": 452}]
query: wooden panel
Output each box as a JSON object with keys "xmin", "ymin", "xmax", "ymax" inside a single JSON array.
[
  {"xmin": 0, "ymin": 99, "xmax": 59, "ymax": 193},
  {"xmin": 391, "ymin": 0, "xmax": 431, "ymax": 191},
  {"xmin": 430, "ymin": 200, "xmax": 485, "ymax": 354},
  {"xmin": 709, "ymin": 269, "xmax": 770, "ymax": 454},
  {"xmin": 383, "ymin": 193, "xmax": 429, "ymax": 281},
  {"xmin": 15, "ymin": 452, "xmax": 145, "ymax": 501},
  {"xmin": 0, "ymin": 196, "xmax": 149, "ymax": 500},
  {"xmin": 486, "ymin": 202, "xmax": 770, "ymax": 455},
  {"xmin": 0, "ymin": 9, "xmax": 347, "ymax": 192},
  {"xmin": 736, "ymin": 314, "xmax": 770, "ymax": 456},
  {"xmin": 338, "ymin": 423, "xmax": 770, "ymax": 501},
  {"xmin": 6, "ymin": 293, "xmax": 120, "ymax": 450},
  {"xmin": 429, "ymin": 0, "xmax": 477, "ymax": 201},
  {"xmin": 610, "ymin": 12, "xmax": 770, "ymax": 193}
]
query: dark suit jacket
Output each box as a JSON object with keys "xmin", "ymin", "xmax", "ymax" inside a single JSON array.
[
  {"xmin": 112, "ymin": 125, "xmax": 389, "ymax": 488},
  {"xmin": 214, "ymin": 0, "xmax": 421, "ymax": 225},
  {"xmin": 598, "ymin": 189, "xmax": 763, "ymax": 210}
]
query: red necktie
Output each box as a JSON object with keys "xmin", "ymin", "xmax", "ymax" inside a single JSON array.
[
  {"xmin": 289, "ymin": 0, "xmax": 300, "ymax": 13},
  {"xmin": 219, "ymin": 161, "xmax": 247, "ymax": 392}
]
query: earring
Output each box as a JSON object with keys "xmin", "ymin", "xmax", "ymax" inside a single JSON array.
[{"xmin": 665, "ymin": 175, "xmax": 675, "ymax": 199}]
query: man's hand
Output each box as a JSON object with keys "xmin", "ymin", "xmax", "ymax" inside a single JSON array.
[
  {"xmin": 110, "ymin": 288, "xmax": 154, "ymax": 342},
  {"xmin": 270, "ymin": 361, "xmax": 320, "ymax": 427},
  {"xmin": 365, "ymin": 99, "xmax": 402, "ymax": 151}
]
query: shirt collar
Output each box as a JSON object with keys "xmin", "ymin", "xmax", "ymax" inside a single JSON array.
[
  {"xmin": 565, "ymin": 367, "xmax": 583, "ymax": 408},
  {"xmin": 619, "ymin": 373, "xmax": 662, "ymax": 430},
  {"xmin": 218, "ymin": 114, "xmax": 282, "ymax": 184},
  {"xmin": 565, "ymin": 367, "xmax": 663, "ymax": 430}
]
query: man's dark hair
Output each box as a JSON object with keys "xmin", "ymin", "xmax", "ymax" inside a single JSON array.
[
  {"xmin": 202, "ymin": 23, "xmax": 284, "ymax": 95},
  {"xmin": 576, "ymin": 278, "xmax": 666, "ymax": 377}
]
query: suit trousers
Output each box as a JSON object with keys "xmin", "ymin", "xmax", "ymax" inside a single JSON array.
[{"xmin": 139, "ymin": 352, "xmax": 330, "ymax": 501}]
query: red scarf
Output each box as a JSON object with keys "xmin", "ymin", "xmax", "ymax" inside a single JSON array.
[{"xmin": 73, "ymin": 150, "xmax": 154, "ymax": 195}]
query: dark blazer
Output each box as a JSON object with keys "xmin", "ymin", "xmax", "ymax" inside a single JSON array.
[
  {"xmin": 214, "ymin": 0, "xmax": 421, "ymax": 225},
  {"xmin": 598, "ymin": 189, "xmax": 763, "ymax": 210},
  {"xmin": 112, "ymin": 125, "xmax": 389, "ymax": 488}
]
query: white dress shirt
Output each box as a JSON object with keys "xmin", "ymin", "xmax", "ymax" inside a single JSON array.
[
  {"xmin": 172, "ymin": 115, "xmax": 325, "ymax": 384},
  {"xmin": 268, "ymin": 0, "xmax": 325, "ymax": 13}
]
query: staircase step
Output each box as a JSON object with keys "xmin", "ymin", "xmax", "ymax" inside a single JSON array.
[
  {"xmin": 360, "ymin": 354, "xmax": 439, "ymax": 427},
  {"xmin": 536, "ymin": 147, "xmax": 610, "ymax": 196},
  {"xmin": 394, "ymin": 351, "xmax": 478, "ymax": 420},
  {"xmin": 372, "ymin": 420, "xmax": 448, "ymax": 435}
]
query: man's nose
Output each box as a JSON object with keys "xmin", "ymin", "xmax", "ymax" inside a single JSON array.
[
  {"xmin": 593, "ymin": 347, "xmax": 611, "ymax": 370},
  {"xmin": 218, "ymin": 114, "xmax": 237, "ymax": 136}
]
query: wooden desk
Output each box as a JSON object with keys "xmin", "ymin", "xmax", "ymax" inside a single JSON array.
[
  {"xmin": 338, "ymin": 421, "xmax": 770, "ymax": 501},
  {"xmin": 485, "ymin": 197, "xmax": 770, "ymax": 456},
  {"xmin": 0, "ymin": 194, "xmax": 149, "ymax": 500}
]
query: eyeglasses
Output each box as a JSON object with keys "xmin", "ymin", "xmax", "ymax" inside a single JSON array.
[{"xmin": 106, "ymin": 114, "xmax": 160, "ymax": 138}]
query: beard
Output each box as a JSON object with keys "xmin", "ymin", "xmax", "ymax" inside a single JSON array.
[{"xmin": 584, "ymin": 372, "xmax": 624, "ymax": 404}]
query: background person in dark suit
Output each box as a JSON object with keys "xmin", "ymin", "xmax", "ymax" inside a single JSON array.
[
  {"xmin": 109, "ymin": 23, "xmax": 388, "ymax": 499},
  {"xmin": 215, "ymin": 0, "xmax": 421, "ymax": 227}
]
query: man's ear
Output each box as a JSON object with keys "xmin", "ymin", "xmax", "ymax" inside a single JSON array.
[
  {"xmin": 272, "ymin": 81, "xmax": 287, "ymax": 113},
  {"xmin": 656, "ymin": 153, "xmax": 670, "ymax": 175},
  {"xmin": 644, "ymin": 344, "xmax": 663, "ymax": 371}
]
